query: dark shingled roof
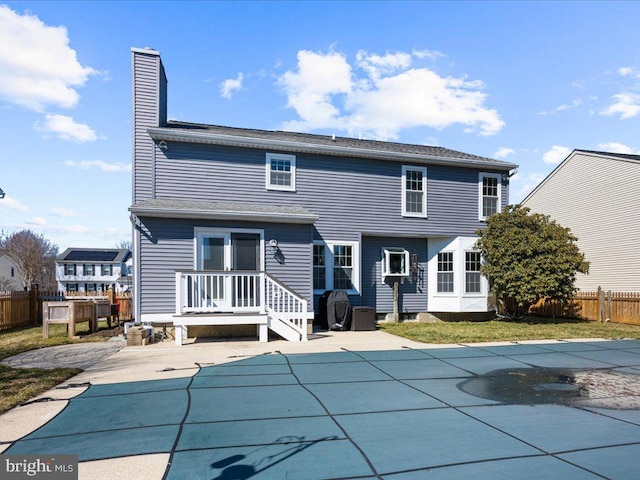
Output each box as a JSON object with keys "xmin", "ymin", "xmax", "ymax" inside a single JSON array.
[
  {"xmin": 158, "ymin": 120, "xmax": 515, "ymax": 169},
  {"xmin": 129, "ymin": 198, "xmax": 318, "ymax": 224},
  {"xmin": 58, "ymin": 248, "xmax": 130, "ymax": 263}
]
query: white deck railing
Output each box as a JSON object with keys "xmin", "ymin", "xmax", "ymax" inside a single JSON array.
[
  {"xmin": 175, "ymin": 271, "xmax": 308, "ymax": 341},
  {"xmin": 264, "ymin": 273, "xmax": 308, "ymax": 341}
]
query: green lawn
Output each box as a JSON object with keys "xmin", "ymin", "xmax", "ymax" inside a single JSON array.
[
  {"xmin": 0, "ymin": 322, "xmax": 113, "ymax": 414},
  {"xmin": 380, "ymin": 317, "xmax": 640, "ymax": 344}
]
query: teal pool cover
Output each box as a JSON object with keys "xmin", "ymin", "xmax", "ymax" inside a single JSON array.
[{"xmin": 5, "ymin": 341, "xmax": 640, "ymax": 479}]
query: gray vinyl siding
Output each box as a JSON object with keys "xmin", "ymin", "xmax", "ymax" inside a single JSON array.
[
  {"xmin": 361, "ymin": 236, "xmax": 428, "ymax": 313},
  {"xmin": 153, "ymin": 142, "xmax": 507, "ymax": 242},
  {"xmin": 137, "ymin": 217, "xmax": 313, "ymax": 314},
  {"xmin": 132, "ymin": 50, "xmax": 164, "ymax": 202},
  {"xmin": 522, "ymin": 152, "xmax": 640, "ymax": 292}
]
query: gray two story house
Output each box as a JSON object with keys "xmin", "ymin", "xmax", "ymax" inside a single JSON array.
[{"xmin": 129, "ymin": 47, "xmax": 518, "ymax": 345}]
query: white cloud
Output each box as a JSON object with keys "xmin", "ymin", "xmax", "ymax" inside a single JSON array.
[
  {"xmin": 618, "ymin": 67, "xmax": 635, "ymax": 77},
  {"xmin": 49, "ymin": 207, "xmax": 77, "ymax": 218},
  {"xmin": 25, "ymin": 217, "xmax": 47, "ymax": 226},
  {"xmin": 64, "ymin": 160, "xmax": 131, "ymax": 172},
  {"xmin": 600, "ymin": 93, "xmax": 640, "ymax": 119},
  {"xmin": 494, "ymin": 147, "xmax": 515, "ymax": 159},
  {"xmin": 220, "ymin": 73, "xmax": 244, "ymax": 99},
  {"xmin": 538, "ymin": 98, "xmax": 583, "ymax": 115},
  {"xmin": 542, "ymin": 145, "xmax": 571, "ymax": 165},
  {"xmin": 35, "ymin": 114, "xmax": 97, "ymax": 142},
  {"xmin": 355, "ymin": 50, "xmax": 413, "ymax": 81},
  {"xmin": 278, "ymin": 48, "xmax": 504, "ymax": 140},
  {"xmin": 0, "ymin": 5, "xmax": 96, "ymax": 111},
  {"xmin": 0, "ymin": 196, "xmax": 30, "ymax": 212},
  {"xmin": 595, "ymin": 142, "xmax": 639, "ymax": 154},
  {"xmin": 412, "ymin": 48, "xmax": 445, "ymax": 61}
]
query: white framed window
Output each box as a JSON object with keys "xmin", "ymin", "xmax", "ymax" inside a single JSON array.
[
  {"xmin": 479, "ymin": 173, "xmax": 501, "ymax": 220},
  {"xmin": 402, "ymin": 165, "xmax": 427, "ymax": 217},
  {"xmin": 101, "ymin": 264, "xmax": 113, "ymax": 276},
  {"xmin": 313, "ymin": 244, "xmax": 326, "ymax": 291},
  {"xmin": 266, "ymin": 153, "xmax": 296, "ymax": 191},
  {"xmin": 83, "ymin": 264, "xmax": 94, "ymax": 276},
  {"xmin": 86, "ymin": 283, "xmax": 96, "ymax": 292},
  {"xmin": 313, "ymin": 241, "xmax": 360, "ymax": 294},
  {"xmin": 67, "ymin": 283, "xmax": 78, "ymax": 292},
  {"xmin": 64, "ymin": 264, "xmax": 76, "ymax": 276},
  {"xmin": 437, "ymin": 252, "xmax": 454, "ymax": 293},
  {"xmin": 382, "ymin": 247, "xmax": 410, "ymax": 280},
  {"xmin": 465, "ymin": 251, "xmax": 482, "ymax": 294}
]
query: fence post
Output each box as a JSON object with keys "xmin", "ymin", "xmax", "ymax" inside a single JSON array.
[
  {"xmin": 29, "ymin": 286, "xmax": 38, "ymax": 324},
  {"xmin": 597, "ymin": 286, "xmax": 604, "ymax": 322}
]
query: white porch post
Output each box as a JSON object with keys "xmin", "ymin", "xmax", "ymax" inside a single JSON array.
[{"xmin": 175, "ymin": 272, "xmax": 182, "ymax": 315}]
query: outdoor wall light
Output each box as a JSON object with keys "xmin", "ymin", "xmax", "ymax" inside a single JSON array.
[
  {"xmin": 158, "ymin": 140, "xmax": 168, "ymax": 150},
  {"xmin": 269, "ymin": 239, "xmax": 278, "ymax": 252}
]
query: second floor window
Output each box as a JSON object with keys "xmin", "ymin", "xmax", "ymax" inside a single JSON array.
[
  {"xmin": 437, "ymin": 252, "xmax": 454, "ymax": 293},
  {"xmin": 64, "ymin": 264, "xmax": 76, "ymax": 276},
  {"xmin": 266, "ymin": 153, "xmax": 296, "ymax": 191},
  {"xmin": 402, "ymin": 166, "xmax": 427, "ymax": 217},
  {"xmin": 101, "ymin": 264, "xmax": 113, "ymax": 276},
  {"xmin": 83, "ymin": 264, "xmax": 94, "ymax": 276},
  {"xmin": 480, "ymin": 173, "xmax": 501, "ymax": 220}
]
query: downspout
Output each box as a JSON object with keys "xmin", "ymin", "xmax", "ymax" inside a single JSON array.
[{"xmin": 130, "ymin": 214, "xmax": 142, "ymax": 324}]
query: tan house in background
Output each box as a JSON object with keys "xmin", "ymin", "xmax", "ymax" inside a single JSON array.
[{"xmin": 521, "ymin": 149, "xmax": 640, "ymax": 292}]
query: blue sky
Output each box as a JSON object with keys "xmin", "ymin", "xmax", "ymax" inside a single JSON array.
[{"xmin": 1, "ymin": 1, "xmax": 639, "ymax": 250}]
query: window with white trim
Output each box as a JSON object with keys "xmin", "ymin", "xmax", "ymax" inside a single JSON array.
[
  {"xmin": 101, "ymin": 264, "xmax": 112, "ymax": 276},
  {"xmin": 402, "ymin": 166, "xmax": 427, "ymax": 217},
  {"xmin": 313, "ymin": 241, "xmax": 360, "ymax": 294},
  {"xmin": 266, "ymin": 153, "xmax": 296, "ymax": 191},
  {"xmin": 313, "ymin": 244, "xmax": 326, "ymax": 291},
  {"xmin": 437, "ymin": 252, "xmax": 454, "ymax": 293},
  {"xmin": 333, "ymin": 244, "xmax": 354, "ymax": 290},
  {"xmin": 86, "ymin": 283, "xmax": 96, "ymax": 292},
  {"xmin": 64, "ymin": 264, "xmax": 76, "ymax": 276},
  {"xmin": 479, "ymin": 173, "xmax": 501, "ymax": 220},
  {"xmin": 382, "ymin": 247, "xmax": 410, "ymax": 280},
  {"xmin": 83, "ymin": 264, "xmax": 94, "ymax": 276},
  {"xmin": 465, "ymin": 251, "xmax": 482, "ymax": 293},
  {"xmin": 67, "ymin": 283, "xmax": 78, "ymax": 292}
]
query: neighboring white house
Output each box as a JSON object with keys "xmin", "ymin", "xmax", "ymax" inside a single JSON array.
[
  {"xmin": 56, "ymin": 248, "xmax": 132, "ymax": 293},
  {"xmin": 0, "ymin": 254, "xmax": 22, "ymax": 291},
  {"xmin": 521, "ymin": 149, "xmax": 640, "ymax": 292}
]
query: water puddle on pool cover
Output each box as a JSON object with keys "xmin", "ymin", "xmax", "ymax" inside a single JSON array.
[{"xmin": 458, "ymin": 368, "xmax": 640, "ymax": 409}]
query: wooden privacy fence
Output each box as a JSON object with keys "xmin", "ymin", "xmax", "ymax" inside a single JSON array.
[
  {"xmin": 0, "ymin": 287, "xmax": 133, "ymax": 331},
  {"xmin": 517, "ymin": 287, "xmax": 640, "ymax": 325},
  {"xmin": 0, "ymin": 290, "xmax": 37, "ymax": 331}
]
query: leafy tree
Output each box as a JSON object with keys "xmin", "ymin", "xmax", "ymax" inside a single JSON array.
[
  {"xmin": 475, "ymin": 205, "xmax": 589, "ymax": 318},
  {"xmin": 0, "ymin": 230, "xmax": 59, "ymax": 290}
]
